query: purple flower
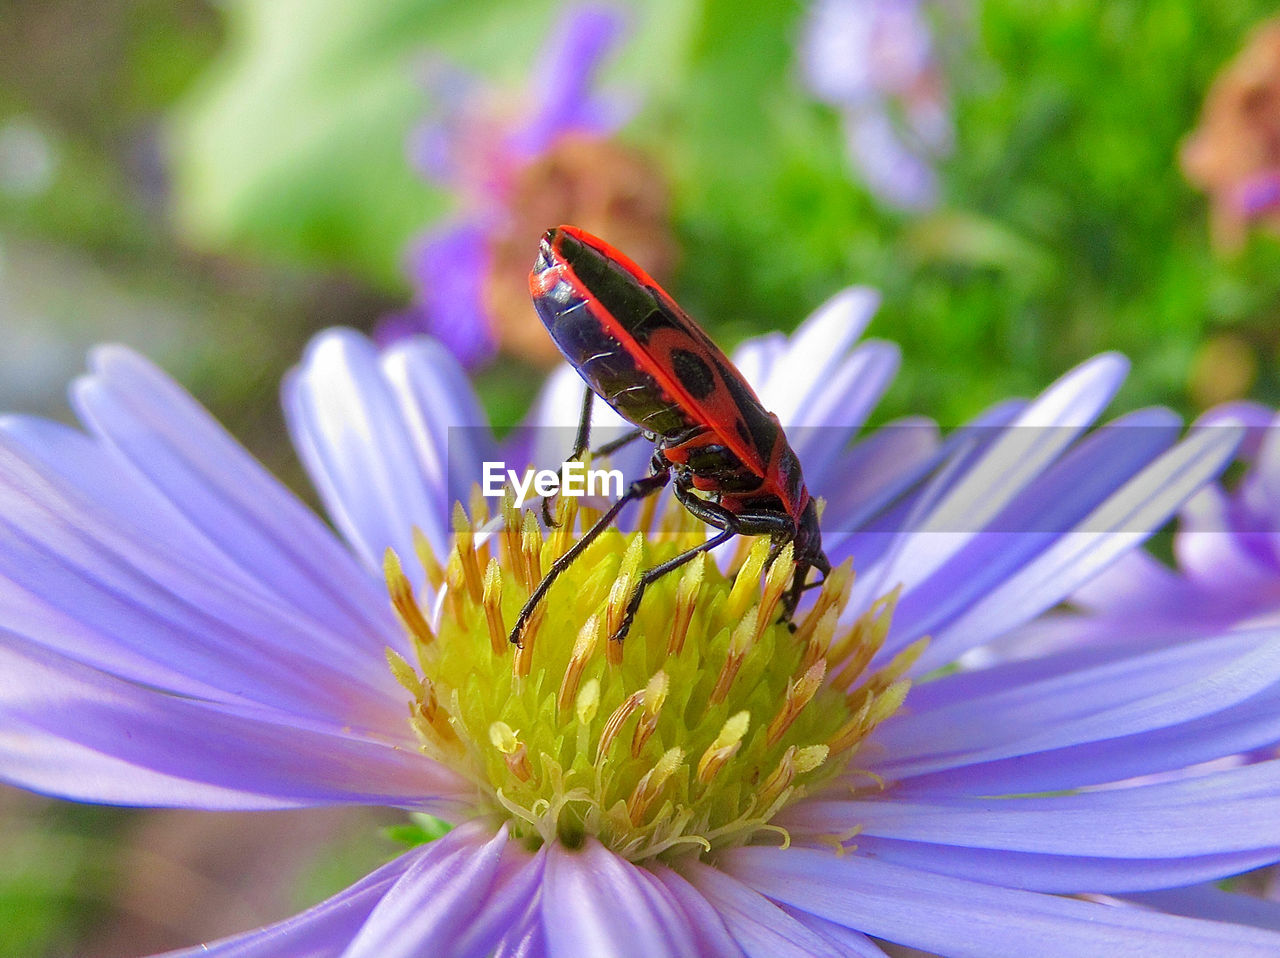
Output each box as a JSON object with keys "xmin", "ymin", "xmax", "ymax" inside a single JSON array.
[
  {"xmin": 383, "ymin": 5, "xmax": 673, "ymax": 368},
  {"xmin": 1236, "ymin": 171, "xmax": 1280, "ymax": 219},
  {"xmin": 3, "ymin": 293, "xmax": 1280, "ymax": 956},
  {"xmin": 799, "ymin": 0, "xmax": 955, "ymax": 211},
  {"xmin": 1000, "ymin": 402, "xmax": 1280, "ymax": 664}
]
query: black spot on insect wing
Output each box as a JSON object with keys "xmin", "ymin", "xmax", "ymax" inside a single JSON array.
[{"xmin": 670, "ymin": 348, "xmax": 716, "ymax": 400}]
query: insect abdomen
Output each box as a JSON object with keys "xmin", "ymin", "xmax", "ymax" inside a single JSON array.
[{"xmin": 532, "ymin": 282, "xmax": 695, "ymax": 439}]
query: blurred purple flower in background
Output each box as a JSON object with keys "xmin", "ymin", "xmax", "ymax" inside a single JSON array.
[
  {"xmin": 3, "ymin": 298, "xmax": 1280, "ymax": 955},
  {"xmin": 381, "ymin": 4, "xmax": 673, "ymax": 368},
  {"xmin": 799, "ymin": 0, "xmax": 954, "ymax": 211}
]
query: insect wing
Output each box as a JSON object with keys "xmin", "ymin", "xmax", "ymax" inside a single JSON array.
[{"xmin": 536, "ymin": 226, "xmax": 782, "ymax": 486}]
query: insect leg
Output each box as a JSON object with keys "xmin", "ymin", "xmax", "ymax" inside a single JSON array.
[
  {"xmin": 670, "ymin": 478, "xmax": 734, "ymax": 529},
  {"xmin": 604, "ymin": 479, "xmax": 739, "ymax": 643},
  {"xmin": 716, "ymin": 506, "xmax": 816, "ymax": 628},
  {"xmin": 591, "ymin": 427, "xmax": 646, "ymax": 458},
  {"xmin": 569, "ymin": 385, "xmax": 595, "ymax": 461},
  {"xmin": 610, "ymin": 525, "xmax": 738, "ymax": 644},
  {"xmin": 780, "ymin": 556, "xmax": 831, "ymax": 623},
  {"xmin": 512, "ymin": 466, "xmax": 671, "ymax": 646},
  {"xmin": 542, "ymin": 386, "xmax": 598, "ymax": 525}
]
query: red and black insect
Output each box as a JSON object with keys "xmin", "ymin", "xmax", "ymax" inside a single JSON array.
[{"xmin": 510, "ymin": 225, "xmax": 829, "ymax": 645}]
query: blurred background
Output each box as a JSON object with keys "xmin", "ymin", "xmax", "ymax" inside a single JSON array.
[{"xmin": 2, "ymin": 0, "xmax": 1279, "ymax": 953}]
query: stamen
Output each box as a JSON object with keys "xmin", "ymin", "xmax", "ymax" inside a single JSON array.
[
  {"xmin": 481, "ymin": 558, "xmax": 507, "ymax": 657},
  {"xmin": 758, "ymin": 745, "xmax": 800, "ymax": 809},
  {"xmin": 578, "ymin": 502, "xmax": 601, "ymax": 530},
  {"xmin": 500, "ymin": 490, "xmax": 523, "ymax": 575},
  {"xmin": 558, "ymin": 615, "xmax": 602, "ymax": 715},
  {"xmin": 799, "ymin": 606, "xmax": 838, "ymax": 672},
  {"xmin": 469, "ymin": 489, "xmax": 493, "ymax": 565},
  {"xmin": 866, "ymin": 681, "xmax": 911, "ymax": 729},
  {"xmin": 549, "ymin": 493, "xmax": 579, "ymax": 559},
  {"xmin": 862, "ymin": 637, "xmax": 928, "ymax": 695},
  {"xmin": 829, "ymin": 586, "xmax": 901, "ymax": 688},
  {"xmin": 696, "ymin": 711, "xmax": 750, "ymax": 785},
  {"xmin": 521, "ymin": 511, "xmax": 544, "ymax": 592},
  {"xmin": 757, "ymin": 543, "xmax": 795, "ymax": 631},
  {"xmin": 385, "ymin": 495, "xmax": 916, "ymax": 866},
  {"xmin": 726, "ymin": 539, "xmax": 769, "ymax": 620},
  {"xmin": 384, "ymin": 646, "xmax": 423, "ymax": 699},
  {"xmin": 829, "ymin": 679, "xmax": 911, "ymax": 754},
  {"xmin": 795, "ymin": 562, "xmax": 853, "ymax": 644},
  {"xmin": 627, "ymin": 747, "xmax": 684, "ymax": 823},
  {"xmin": 452, "ymin": 502, "xmax": 485, "ymax": 603},
  {"xmin": 710, "ymin": 612, "xmax": 757, "ymax": 705},
  {"xmin": 444, "ymin": 551, "xmax": 468, "ymax": 625},
  {"xmin": 413, "ymin": 529, "xmax": 446, "ymax": 592},
  {"xmin": 513, "ymin": 603, "xmax": 543, "ymax": 679},
  {"xmin": 575, "ymin": 678, "xmax": 602, "ymax": 759},
  {"xmin": 598, "ymin": 688, "xmax": 644, "ymax": 760},
  {"xmin": 631, "ymin": 671, "xmax": 669, "ymax": 757},
  {"xmin": 490, "ymin": 721, "xmax": 533, "ymax": 782},
  {"xmin": 383, "ymin": 549, "xmax": 435, "ymax": 648},
  {"xmin": 795, "ymin": 744, "xmax": 828, "ymax": 773},
  {"xmin": 606, "ymin": 536, "xmax": 645, "ymax": 646},
  {"xmin": 411, "ymin": 678, "xmax": 460, "ymax": 750},
  {"xmin": 759, "ymin": 744, "xmax": 828, "ymax": 810},
  {"xmin": 636, "ymin": 484, "xmax": 661, "ymax": 534},
  {"xmin": 666, "ymin": 553, "xmax": 705, "ymax": 656},
  {"xmin": 469, "ymin": 486, "xmax": 491, "ymax": 526},
  {"xmin": 576, "ymin": 678, "xmax": 601, "ymax": 725},
  {"xmin": 766, "ymin": 659, "xmax": 827, "ymax": 746},
  {"xmin": 727, "ymin": 533, "xmax": 755, "ymax": 573}
]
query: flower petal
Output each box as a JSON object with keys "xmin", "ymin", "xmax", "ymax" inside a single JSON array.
[
  {"xmin": 784, "ymin": 342, "xmax": 901, "ymax": 489},
  {"xmin": 648, "ymin": 864, "xmax": 744, "ymax": 958},
  {"xmin": 381, "ymin": 335, "xmax": 498, "ymax": 530},
  {"xmin": 67, "ymin": 346, "xmax": 389, "ymax": 642},
  {"xmin": 729, "ymin": 331, "xmax": 786, "ymax": 393},
  {"xmin": 724, "ymin": 846, "xmax": 1280, "ymax": 958},
  {"xmin": 787, "ymin": 760, "xmax": 1280, "ymax": 874},
  {"xmin": 842, "ymin": 107, "xmax": 939, "ymax": 210},
  {"xmin": 908, "ymin": 419, "xmax": 1241, "ymax": 669},
  {"xmin": 873, "ymin": 630, "xmax": 1280, "ymax": 792},
  {"xmin": 884, "ymin": 407, "xmax": 1181, "ymax": 658},
  {"xmin": 1124, "ymin": 885, "xmax": 1280, "ymax": 933},
  {"xmin": 284, "ymin": 329, "xmax": 494, "ymax": 580},
  {"xmin": 782, "ymin": 908, "xmax": 891, "ymax": 958},
  {"xmin": 851, "ymin": 354, "xmax": 1128, "ymax": 604},
  {"xmin": 0, "ymin": 419, "xmax": 400, "ymax": 719},
  {"xmin": 542, "ymin": 840, "xmax": 701, "ymax": 958},
  {"xmin": 0, "ymin": 636, "xmax": 464, "ymax": 809},
  {"xmin": 517, "ymin": 4, "xmax": 627, "ymax": 155},
  {"xmin": 755, "ymin": 287, "xmax": 882, "ymax": 424},
  {"xmin": 399, "ymin": 223, "xmax": 496, "ymax": 367},
  {"xmin": 342, "ymin": 823, "xmax": 528, "ymax": 958},
  {"xmin": 812, "ymin": 836, "xmax": 1277, "ymax": 895},
  {"xmin": 818, "ymin": 415, "xmax": 941, "ymax": 550},
  {"xmin": 683, "ymin": 859, "xmax": 872, "ymax": 958},
  {"xmin": 521, "ymin": 362, "xmax": 648, "ymax": 488}
]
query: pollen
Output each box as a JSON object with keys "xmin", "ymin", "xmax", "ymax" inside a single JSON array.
[{"xmin": 383, "ymin": 493, "xmax": 914, "ymax": 863}]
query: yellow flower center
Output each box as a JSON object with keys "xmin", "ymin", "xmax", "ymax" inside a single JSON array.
[{"xmin": 383, "ymin": 492, "xmax": 919, "ymax": 863}]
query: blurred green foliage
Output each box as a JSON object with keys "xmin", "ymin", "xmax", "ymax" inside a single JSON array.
[{"xmin": 169, "ymin": 0, "xmax": 1280, "ymax": 425}]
